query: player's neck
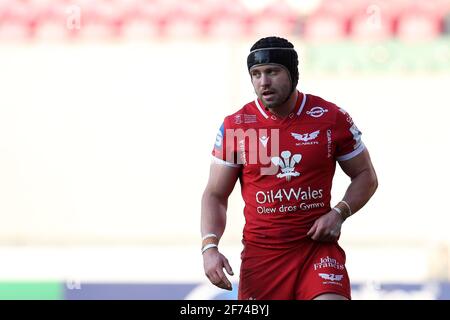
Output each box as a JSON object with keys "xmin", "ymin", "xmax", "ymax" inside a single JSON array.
[{"xmin": 267, "ymin": 91, "xmax": 298, "ymax": 118}]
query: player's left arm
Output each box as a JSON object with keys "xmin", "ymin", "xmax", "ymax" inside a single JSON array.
[
  {"xmin": 308, "ymin": 148, "xmax": 378, "ymax": 242},
  {"xmin": 337, "ymin": 147, "xmax": 378, "ymax": 216}
]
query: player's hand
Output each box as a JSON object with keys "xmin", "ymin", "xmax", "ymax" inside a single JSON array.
[
  {"xmin": 307, "ymin": 209, "xmax": 343, "ymax": 242},
  {"xmin": 203, "ymin": 248, "xmax": 234, "ymax": 291}
]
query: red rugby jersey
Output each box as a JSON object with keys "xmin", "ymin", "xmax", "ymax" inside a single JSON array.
[{"xmin": 212, "ymin": 92, "xmax": 364, "ymax": 248}]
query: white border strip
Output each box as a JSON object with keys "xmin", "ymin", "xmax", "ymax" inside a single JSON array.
[
  {"xmin": 255, "ymin": 99, "xmax": 269, "ymax": 119},
  {"xmin": 297, "ymin": 92, "xmax": 307, "ymax": 116},
  {"xmin": 336, "ymin": 142, "xmax": 366, "ymax": 161},
  {"xmin": 211, "ymin": 156, "xmax": 241, "ymax": 168}
]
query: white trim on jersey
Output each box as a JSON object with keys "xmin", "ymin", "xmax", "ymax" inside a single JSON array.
[
  {"xmin": 255, "ymin": 92, "xmax": 305, "ymax": 119},
  {"xmin": 211, "ymin": 156, "xmax": 241, "ymax": 168},
  {"xmin": 255, "ymin": 99, "xmax": 269, "ymax": 119},
  {"xmin": 297, "ymin": 92, "xmax": 307, "ymax": 116},
  {"xmin": 336, "ymin": 142, "xmax": 365, "ymax": 161}
]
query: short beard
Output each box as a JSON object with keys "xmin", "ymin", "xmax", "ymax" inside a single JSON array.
[
  {"xmin": 262, "ymin": 99, "xmax": 281, "ymax": 109},
  {"xmin": 260, "ymin": 91, "xmax": 290, "ymax": 109}
]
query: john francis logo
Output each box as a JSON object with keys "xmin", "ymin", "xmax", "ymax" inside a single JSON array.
[{"xmin": 313, "ymin": 256, "xmax": 345, "ymax": 270}]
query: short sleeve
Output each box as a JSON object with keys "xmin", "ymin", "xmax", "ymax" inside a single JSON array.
[
  {"xmin": 211, "ymin": 119, "xmax": 241, "ymax": 167},
  {"xmin": 334, "ymin": 108, "xmax": 365, "ymax": 161}
]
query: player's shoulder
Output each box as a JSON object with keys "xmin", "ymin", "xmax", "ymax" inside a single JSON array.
[
  {"xmin": 222, "ymin": 100, "xmax": 258, "ymax": 127},
  {"xmin": 305, "ymin": 93, "xmax": 341, "ymax": 114},
  {"xmin": 303, "ymin": 93, "xmax": 351, "ymax": 124}
]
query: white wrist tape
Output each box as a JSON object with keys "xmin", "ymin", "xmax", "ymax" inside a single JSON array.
[
  {"xmin": 202, "ymin": 233, "xmax": 218, "ymax": 241},
  {"xmin": 201, "ymin": 243, "xmax": 218, "ymax": 254}
]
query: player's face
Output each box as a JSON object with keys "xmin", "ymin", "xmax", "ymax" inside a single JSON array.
[{"xmin": 250, "ymin": 65, "xmax": 291, "ymax": 109}]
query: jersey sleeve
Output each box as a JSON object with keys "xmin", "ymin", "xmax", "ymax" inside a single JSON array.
[
  {"xmin": 211, "ymin": 118, "xmax": 241, "ymax": 167},
  {"xmin": 334, "ymin": 108, "xmax": 365, "ymax": 161}
]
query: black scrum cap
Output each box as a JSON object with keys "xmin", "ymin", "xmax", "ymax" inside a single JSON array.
[{"xmin": 247, "ymin": 36, "xmax": 299, "ymax": 94}]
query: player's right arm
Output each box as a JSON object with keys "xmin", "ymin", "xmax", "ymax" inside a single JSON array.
[{"xmin": 201, "ymin": 162, "xmax": 240, "ymax": 290}]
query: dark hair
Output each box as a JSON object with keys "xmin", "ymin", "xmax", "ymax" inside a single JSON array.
[{"xmin": 247, "ymin": 36, "xmax": 299, "ymax": 93}]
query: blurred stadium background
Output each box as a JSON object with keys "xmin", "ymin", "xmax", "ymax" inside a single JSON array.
[{"xmin": 0, "ymin": 0, "xmax": 449, "ymax": 299}]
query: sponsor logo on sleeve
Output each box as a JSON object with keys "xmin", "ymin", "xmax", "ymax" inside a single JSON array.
[
  {"xmin": 349, "ymin": 124, "xmax": 362, "ymax": 149},
  {"xmin": 319, "ymin": 273, "xmax": 344, "ymax": 282},
  {"xmin": 326, "ymin": 129, "xmax": 332, "ymax": 158},
  {"xmin": 313, "ymin": 256, "xmax": 345, "ymax": 270},
  {"xmin": 318, "ymin": 273, "xmax": 344, "ymax": 286},
  {"xmin": 306, "ymin": 106, "xmax": 328, "ymax": 118}
]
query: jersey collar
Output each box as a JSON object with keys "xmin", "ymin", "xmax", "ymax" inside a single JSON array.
[{"xmin": 255, "ymin": 91, "xmax": 307, "ymax": 122}]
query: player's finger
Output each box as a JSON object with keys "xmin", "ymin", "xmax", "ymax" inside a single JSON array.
[
  {"xmin": 212, "ymin": 276, "xmax": 230, "ymax": 290},
  {"xmin": 206, "ymin": 272, "xmax": 221, "ymax": 287},
  {"xmin": 307, "ymin": 222, "xmax": 317, "ymax": 237},
  {"xmin": 208, "ymin": 272, "xmax": 227, "ymax": 289},
  {"xmin": 319, "ymin": 229, "xmax": 337, "ymax": 242},
  {"xmin": 311, "ymin": 230, "xmax": 322, "ymax": 241},
  {"xmin": 223, "ymin": 258, "xmax": 234, "ymax": 276},
  {"xmin": 310, "ymin": 224, "xmax": 323, "ymax": 240},
  {"xmin": 313, "ymin": 227, "xmax": 329, "ymax": 241},
  {"xmin": 216, "ymin": 269, "xmax": 232, "ymax": 290}
]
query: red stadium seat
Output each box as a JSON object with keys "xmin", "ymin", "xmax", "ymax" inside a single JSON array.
[
  {"xmin": 77, "ymin": 0, "xmax": 125, "ymax": 40},
  {"xmin": 163, "ymin": 13, "xmax": 204, "ymax": 39},
  {"xmin": 120, "ymin": 18, "xmax": 162, "ymax": 40},
  {"xmin": 250, "ymin": 0, "xmax": 298, "ymax": 37},
  {"xmin": 303, "ymin": 12, "xmax": 347, "ymax": 41},
  {"xmin": 33, "ymin": 0, "xmax": 73, "ymax": 41},
  {"xmin": 206, "ymin": 14, "xmax": 251, "ymax": 39},
  {"xmin": 205, "ymin": 0, "xmax": 251, "ymax": 38},
  {"xmin": 397, "ymin": 6, "xmax": 442, "ymax": 41},
  {"xmin": 0, "ymin": 20, "xmax": 30, "ymax": 41},
  {"xmin": 0, "ymin": 0, "xmax": 38, "ymax": 40},
  {"xmin": 2, "ymin": 0, "xmax": 450, "ymax": 41},
  {"xmin": 162, "ymin": 1, "xmax": 206, "ymax": 39},
  {"xmin": 120, "ymin": 0, "xmax": 164, "ymax": 39},
  {"xmin": 350, "ymin": 4, "xmax": 395, "ymax": 41},
  {"xmin": 315, "ymin": 0, "xmax": 361, "ymax": 18},
  {"xmin": 303, "ymin": 0, "xmax": 358, "ymax": 40}
]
